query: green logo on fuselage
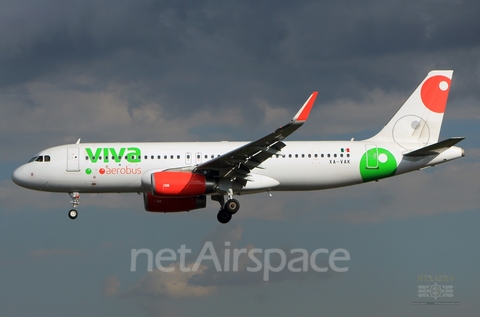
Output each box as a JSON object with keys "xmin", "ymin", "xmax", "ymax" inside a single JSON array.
[
  {"xmin": 359, "ymin": 147, "xmax": 397, "ymax": 182},
  {"xmin": 86, "ymin": 147, "xmax": 141, "ymax": 163}
]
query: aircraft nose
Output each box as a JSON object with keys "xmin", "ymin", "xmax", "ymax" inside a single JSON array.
[{"xmin": 12, "ymin": 165, "xmax": 27, "ymax": 187}]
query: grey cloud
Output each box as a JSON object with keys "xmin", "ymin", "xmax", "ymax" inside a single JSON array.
[
  {"xmin": 3, "ymin": 0, "xmax": 480, "ymax": 109},
  {"xmin": 101, "ymin": 275, "xmax": 121, "ymax": 297}
]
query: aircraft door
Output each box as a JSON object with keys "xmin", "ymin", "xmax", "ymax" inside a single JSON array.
[
  {"xmin": 365, "ymin": 144, "xmax": 379, "ymax": 169},
  {"xmin": 195, "ymin": 152, "xmax": 202, "ymax": 164},
  {"xmin": 67, "ymin": 147, "xmax": 80, "ymax": 172}
]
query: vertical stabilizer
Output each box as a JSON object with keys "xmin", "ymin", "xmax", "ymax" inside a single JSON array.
[{"xmin": 369, "ymin": 70, "xmax": 453, "ymax": 148}]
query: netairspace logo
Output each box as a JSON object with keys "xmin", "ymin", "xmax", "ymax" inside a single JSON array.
[{"xmin": 131, "ymin": 242, "xmax": 350, "ymax": 281}]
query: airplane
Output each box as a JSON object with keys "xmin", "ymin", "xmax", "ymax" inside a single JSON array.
[{"xmin": 11, "ymin": 70, "xmax": 465, "ymax": 223}]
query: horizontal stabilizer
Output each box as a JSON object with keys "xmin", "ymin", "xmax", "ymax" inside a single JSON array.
[{"xmin": 403, "ymin": 137, "xmax": 465, "ymax": 157}]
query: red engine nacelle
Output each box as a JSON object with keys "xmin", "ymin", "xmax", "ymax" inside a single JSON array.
[
  {"xmin": 143, "ymin": 193, "xmax": 207, "ymax": 212},
  {"xmin": 151, "ymin": 171, "xmax": 216, "ymax": 197}
]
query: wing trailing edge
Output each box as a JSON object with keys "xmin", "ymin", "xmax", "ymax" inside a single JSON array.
[{"xmin": 193, "ymin": 92, "xmax": 318, "ymax": 182}]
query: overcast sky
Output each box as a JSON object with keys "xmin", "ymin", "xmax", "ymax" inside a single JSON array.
[{"xmin": 1, "ymin": 0, "xmax": 479, "ymax": 316}]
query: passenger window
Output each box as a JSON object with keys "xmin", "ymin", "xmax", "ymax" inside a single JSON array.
[
  {"xmin": 177, "ymin": 155, "xmax": 180, "ymax": 159},
  {"xmin": 85, "ymin": 156, "xmax": 89, "ymax": 160},
  {"xmin": 334, "ymin": 154, "xmax": 337, "ymax": 158},
  {"xmin": 308, "ymin": 154, "xmax": 311, "ymax": 158},
  {"xmin": 158, "ymin": 155, "xmax": 161, "ymax": 159},
  {"xmin": 302, "ymin": 154, "xmax": 305, "ymax": 158},
  {"xmin": 170, "ymin": 155, "xmax": 174, "ymax": 159}
]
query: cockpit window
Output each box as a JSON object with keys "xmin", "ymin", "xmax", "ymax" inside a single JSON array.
[{"xmin": 28, "ymin": 155, "xmax": 51, "ymax": 163}]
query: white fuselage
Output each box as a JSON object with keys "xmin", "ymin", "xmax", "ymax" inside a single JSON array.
[
  {"xmin": 11, "ymin": 140, "xmax": 464, "ymax": 194},
  {"xmin": 9, "ymin": 71, "xmax": 466, "ymax": 223}
]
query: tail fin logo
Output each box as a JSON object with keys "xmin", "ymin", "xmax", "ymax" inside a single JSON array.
[
  {"xmin": 420, "ymin": 75, "xmax": 451, "ymax": 113},
  {"xmin": 368, "ymin": 70, "xmax": 453, "ymax": 146}
]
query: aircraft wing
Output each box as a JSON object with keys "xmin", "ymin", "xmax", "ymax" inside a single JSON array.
[{"xmin": 193, "ymin": 92, "xmax": 318, "ymax": 186}]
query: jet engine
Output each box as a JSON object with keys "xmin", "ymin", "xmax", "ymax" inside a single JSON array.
[
  {"xmin": 143, "ymin": 192, "xmax": 207, "ymax": 212},
  {"xmin": 151, "ymin": 171, "xmax": 216, "ymax": 197}
]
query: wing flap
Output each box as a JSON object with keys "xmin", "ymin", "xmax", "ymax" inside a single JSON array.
[{"xmin": 194, "ymin": 92, "xmax": 318, "ymax": 181}]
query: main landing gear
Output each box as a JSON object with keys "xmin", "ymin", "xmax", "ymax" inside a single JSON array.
[
  {"xmin": 68, "ymin": 192, "xmax": 80, "ymax": 219},
  {"xmin": 212, "ymin": 195, "xmax": 240, "ymax": 224}
]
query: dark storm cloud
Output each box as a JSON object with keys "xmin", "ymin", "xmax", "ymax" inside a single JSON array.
[
  {"xmin": 1, "ymin": 0, "xmax": 479, "ymax": 127},
  {"xmin": 0, "ymin": 0, "xmax": 186, "ymax": 86}
]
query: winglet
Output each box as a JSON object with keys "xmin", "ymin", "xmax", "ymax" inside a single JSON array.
[{"xmin": 292, "ymin": 92, "xmax": 318, "ymax": 122}]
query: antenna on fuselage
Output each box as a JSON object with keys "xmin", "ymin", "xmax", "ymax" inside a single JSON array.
[{"xmin": 76, "ymin": 138, "xmax": 81, "ymax": 144}]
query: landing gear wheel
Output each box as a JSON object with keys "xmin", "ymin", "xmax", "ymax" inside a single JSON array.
[
  {"xmin": 225, "ymin": 199, "xmax": 240, "ymax": 214},
  {"xmin": 68, "ymin": 209, "xmax": 78, "ymax": 220},
  {"xmin": 217, "ymin": 209, "xmax": 232, "ymax": 224}
]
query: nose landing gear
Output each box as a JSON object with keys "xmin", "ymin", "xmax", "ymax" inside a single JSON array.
[
  {"xmin": 68, "ymin": 209, "xmax": 78, "ymax": 219},
  {"xmin": 68, "ymin": 192, "xmax": 80, "ymax": 219}
]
